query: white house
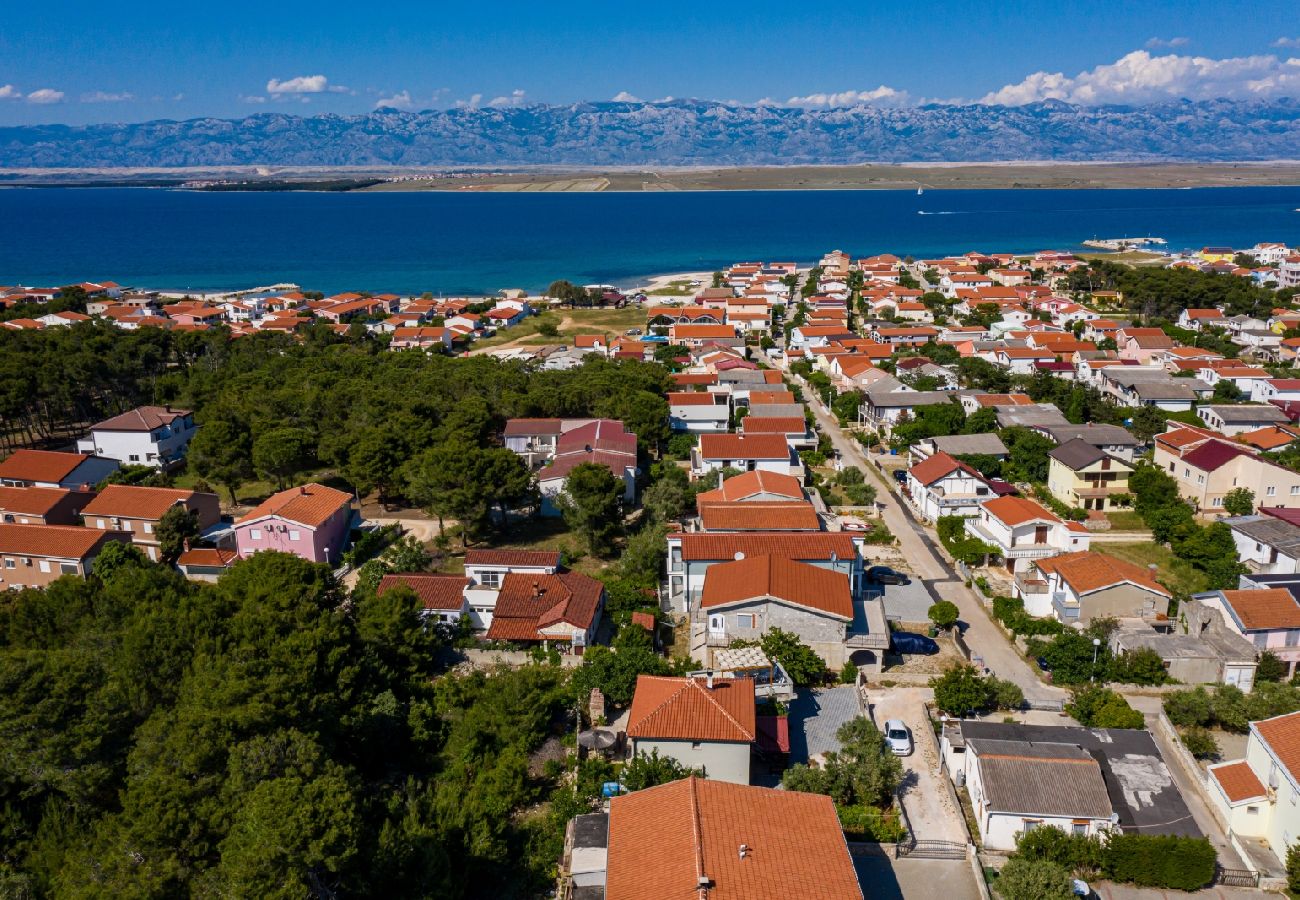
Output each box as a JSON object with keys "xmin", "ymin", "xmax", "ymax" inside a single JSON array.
[
  {"xmin": 965, "ymin": 496, "xmax": 1090, "ymax": 575},
  {"xmin": 1227, "ymin": 515, "xmax": 1300, "ymax": 576},
  {"xmin": 75, "ymin": 405, "xmax": 198, "ymax": 468},
  {"xmin": 1207, "ymin": 710, "xmax": 1300, "ymax": 873},
  {"xmin": 462, "ymin": 548, "xmax": 560, "ymax": 628},
  {"xmin": 1014, "ymin": 550, "xmax": 1171, "ymax": 623},
  {"xmin": 626, "ymin": 675, "xmax": 756, "ymax": 785},
  {"xmin": 668, "ymin": 392, "xmax": 731, "ymax": 433},
  {"xmin": 691, "ymin": 433, "xmax": 801, "ymax": 480},
  {"xmin": 905, "ymin": 452, "xmax": 993, "ymax": 522}
]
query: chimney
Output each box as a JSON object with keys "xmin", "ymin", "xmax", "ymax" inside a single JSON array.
[{"xmin": 706, "ymin": 671, "xmax": 714, "ymax": 689}]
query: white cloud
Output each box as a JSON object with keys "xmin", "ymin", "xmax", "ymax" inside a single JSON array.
[
  {"xmin": 454, "ymin": 93, "xmax": 484, "ymax": 109},
  {"xmin": 173, "ymin": 93, "xmax": 185, "ymax": 101},
  {"xmin": 1145, "ymin": 36, "xmax": 1189, "ymax": 49},
  {"xmin": 241, "ymin": 94, "xmax": 267, "ymax": 104},
  {"xmin": 375, "ymin": 90, "xmax": 414, "ymax": 110},
  {"xmin": 783, "ymin": 86, "xmax": 911, "ymax": 108},
  {"xmin": 487, "ymin": 89, "xmax": 527, "ymax": 108},
  {"xmin": 611, "ymin": 91, "xmax": 640, "ymax": 102},
  {"xmin": 0, "ymin": 84, "xmax": 20, "ymax": 100},
  {"xmin": 266, "ymin": 75, "xmax": 348, "ymax": 95},
  {"xmin": 979, "ymin": 50, "xmax": 1300, "ymax": 105},
  {"xmin": 26, "ymin": 88, "xmax": 64, "ymax": 104},
  {"xmin": 81, "ymin": 91, "xmax": 134, "ymax": 103},
  {"xmin": 1275, "ymin": 37, "xmax": 1300, "ymax": 49}
]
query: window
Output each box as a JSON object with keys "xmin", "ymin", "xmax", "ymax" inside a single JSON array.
[
  {"xmin": 1198, "ymin": 475, "xmax": 1205, "ymax": 485},
  {"xmin": 1022, "ymin": 820, "xmax": 1042, "ymax": 833},
  {"xmin": 1288, "ymin": 630, "xmax": 1299, "ymax": 648},
  {"xmin": 1072, "ymin": 822, "xmax": 1088, "ymax": 836},
  {"xmin": 142, "ymin": 522, "xmax": 152, "ymax": 534},
  {"xmin": 3, "ymin": 558, "xmax": 13, "ymax": 569},
  {"xmin": 1183, "ymin": 467, "xmax": 1190, "ymax": 478},
  {"xmin": 479, "ymin": 570, "xmax": 503, "ymax": 589},
  {"xmin": 38, "ymin": 560, "xmax": 50, "ymax": 573},
  {"xmin": 1268, "ymin": 486, "xmax": 1277, "ymax": 496},
  {"xmin": 59, "ymin": 563, "xmax": 77, "ymax": 575},
  {"xmin": 1247, "ymin": 805, "xmax": 1260, "ymax": 815},
  {"xmin": 129, "ymin": 454, "xmax": 140, "ymax": 462},
  {"xmin": 95, "ymin": 519, "xmax": 105, "ymax": 529},
  {"xmin": 735, "ymin": 614, "xmax": 755, "ymax": 629},
  {"xmin": 250, "ymin": 528, "xmax": 263, "ymax": 540},
  {"xmin": 691, "ymin": 742, "xmax": 702, "ymax": 750},
  {"xmin": 1292, "ymin": 486, "xmax": 1300, "ymax": 496},
  {"xmin": 1255, "ymin": 633, "xmax": 1269, "ymax": 650},
  {"xmin": 288, "ymin": 530, "xmax": 301, "ymax": 541}
]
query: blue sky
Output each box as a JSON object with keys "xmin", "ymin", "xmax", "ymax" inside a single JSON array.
[{"xmin": 2, "ymin": 0, "xmax": 1299, "ymax": 125}]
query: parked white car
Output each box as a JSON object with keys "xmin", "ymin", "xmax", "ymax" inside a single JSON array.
[{"xmin": 884, "ymin": 719, "xmax": 912, "ymax": 756}]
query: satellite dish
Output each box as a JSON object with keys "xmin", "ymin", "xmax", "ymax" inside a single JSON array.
[{"xmin": 734, "ymin": 551, "xmax": 745, "ymax": 560}]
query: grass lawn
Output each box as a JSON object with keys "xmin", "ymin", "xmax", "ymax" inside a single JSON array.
[
  {"xmin": 647, "ymin": 279, "xmax": 698, "ymax": 296},
  {"xmin": 472, "ymin": 307, "xmax": 647, "ymax": 349},
  {"xmin": 1104, "ymin": 541, "xmax": 1210, "ymax": 596},
  {"xmin": 1104, "ymin": 510, "xmax": 1148, "ymax": 532}
]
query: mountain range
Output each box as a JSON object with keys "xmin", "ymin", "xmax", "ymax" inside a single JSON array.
[{"xmin": 2, "ymin": 98, "xmax": 1300, "ymax": 168}]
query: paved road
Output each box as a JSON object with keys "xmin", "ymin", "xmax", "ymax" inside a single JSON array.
[
  {"xmin": 868, "ymin": 687, "xmax": 967, "ymax": 844},
  {"xmin": 798, "ymin": 383, "xmax": 1065, "ymax": 705},
  {"xmin": 853, "ymin": 855, "xmax": 982, "ymax": 900}
]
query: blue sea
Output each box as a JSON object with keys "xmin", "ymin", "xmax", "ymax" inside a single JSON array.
[{"xmin": 0, "ymin": 186, "xmax": 1298, "ymax": 294}]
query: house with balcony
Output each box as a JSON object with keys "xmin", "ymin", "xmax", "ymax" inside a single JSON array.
[
  {"xmin": 1196, "ymin": 586, "xmax": 1300, "ymax": 679},
  {"xmin": 462, "ymin": 548, "xmax": 561, "ymax": 629},
  {"xmin": 537, "ymin": 419, "xmax": 639, "ymax": 515},
  {"xmin": 693, "ymin": 555, "xmax": 867, "ymax": 669},
  {"xmin": 1045, "ymin": 439, "xmax": 1133, "ymax": 513},
  {"xmin": 691, "ymin": 433, "xmax": 802, "ymax": 481},
  {"xmin": 665, "ymin": 532, "xmax": 862, "ymax": 615},
  {"xmin": 82, "ymin": 484, "xmax": 222, "ymax": 562},
  {"xmin": 1228, "ymin": 515, "xmax": 1300, "ymax": 576},
  {"xmin": 905, "ymin": 452, "xmax": 993, "ymax": 522},
  {"xmin": 626, "ymin": 675, "xmax": 756, "ymax": 785},
  {"xmin": 1207, "ymin": 710, "xmax": 1300, "ymax": 876},
  {"xmin": 1014, "ymin": 550, "xmax": 1170, "ymax": 623},
  {"xmin": 966, "ymin": 496, "xmax": 1090, "ymax": 575},
  {"xmin": 483, "ymin": 570, "xmax": 604, "ymax": 654},
  {"xmin": 75, "ymin": 406, "xmax": 198, "ymax": 469},
  {"xmin": 667, "ymin": 392, "xmax": 730, "ymax": 433}
]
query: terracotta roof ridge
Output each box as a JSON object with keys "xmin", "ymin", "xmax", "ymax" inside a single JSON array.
[{"xmin": 691, "ymin": 675, "xmax": 755, "ymax": 741}]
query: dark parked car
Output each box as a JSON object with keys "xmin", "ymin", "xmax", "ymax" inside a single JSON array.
[
  {"xmin": 892, "ymin": 469, "xmax": 908, "ymax": 484},
  {"xmin": 868, "ymin": 566, "xmax": 910, "ymax": 585},
  {"xmin": 891, "ymin": 632, "xmax": 940, "ymax": 655}
]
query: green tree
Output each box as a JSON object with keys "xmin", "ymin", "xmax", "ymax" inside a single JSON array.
[
  {"xmin": 782, "ymin": 718, "xmax": 901, "ymax": 808},
  {"xmin": 1222, "ymin": 487, "xmax": 1254, "ymax": 516},
  {"xmin": 187, "ymin": 417, "xmax": 254, "ymax": 503},
  {"xmin": 1000, "ymin": 427, "xmax": 1056, "ymax": 482},
  {"xmin": 90, "ymin": 539, "xmax": 150, "ymax": 579},
  {"xmin": 756, "ymin": 628, "xmax": 827, "ymax": 687},
  {"xmin": 252, "ymin": 426, "xmax": 315, "ymax": 490},
  {"xmin": 1288, "ymin": 842, "xmax": 1300, "ymax": 895},
  {"xmin": 1041, "ymin": 631, "xmax": 1109, "ymax": 685},
  {"xmin": 1257, "ymin": 650, "xmax": 1288, "ymax": 683},
  {"xmin": 623, "ymin": 748, "xmax": 700, "ymax": 790},
  {"xmin": 156, "ymin": 504, "xmax": 200, "ymax": 564},
  {"xmin": 1163, "ymin": 686, "xmax": 1212, "ymax": 727},
  {"xmin": 1129, "ymin": 405, "xmax": 1167, "ymax": 443},
  {"xmin": 995, "ymin": 857, "xmax": 1074, "ymax": 900},
  {"xmin": 931, "ymin": 664, "xmax": 993, "ymax": 716},
  {"xmin": 1066, "ymin": 685, "xmax": 1145, "ymax": 729},
  {"xmin": 927, "ymin": 600, "xmax": 960, "ymax": 630},
  {"xmin": 1107, "ymin": 648, "xmax": 1168, "ymax": 686},
  {"xmin": 556, "ymin": 462, "xmax": 625, "ymax": 556},
  {"xmin": 1181, "ymin": 725, "xmax": 1219, "ymax": 759},
  {"xmin": 345, "ymin": 428, "xmax": 406, "ymax": 505},
  {"xmin": 641, "ymin": 473, "xmax": 690, "ymax": 523}
]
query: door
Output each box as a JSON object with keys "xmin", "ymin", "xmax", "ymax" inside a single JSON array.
[
  {"xmin": 708, "ymin": 614, "xmax": 725, "ymax": 637},
  {"xmin": 1034, "ymin": 525, "xmax": 1048, "ymax": 544}
]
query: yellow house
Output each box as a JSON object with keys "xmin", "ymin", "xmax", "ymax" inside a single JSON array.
[
  {"xmin": 1046, "ymin": 438, "xmax": 1133, "ymax": 512},
  {"xmin": 1197, "ymin": 246, "xmax": 1236, "ymax": 263}
]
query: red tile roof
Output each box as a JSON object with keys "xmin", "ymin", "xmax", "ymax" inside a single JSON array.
[
  {"xmin": 740, "ymin": 416, "xmax": 807, "ymax": 435},
  {"xmin": 697, "ymin": 501, "xmax": 821, "ymax": 532},
  {"xmin": 236, "ymin": 483, "xmax": 351, "ymax": 528},
  {"xmin": 982, "ymin": 495, "xmax": 1060, "ymax": 527},
  {"xmin": 176, "ymin": 547, "xmax": 238, "ymax": 569},
  {"xmin": 701, "ymin": 555, "xmax": 852, "ymax": 619},
  {"xmin": 1219, "ymin": 588, "xmax": 1300, "ymax": 631},
  {"xmin": 697, "ymin": 433, "xmax": 791, "ymax": 461},
  {"xmin": 484, "ymin": 571, "xmax": 603, "ymax": 641},
  {"xmin": 0, "ymin": 450, "xmax": 99, "ymax": 484},
  {"xmin": 694, "ymin": 470, "xmax": 804, "ymax": 503},
  {"xmin": 668, "ymin": 392, "xmax": 724, "ymax": 406},
  {"xmin": 676, "ymin": 532, "xmax": 857, "ymax": 562},
  {"xmin": 464, "ymin": 548, "xmax": 561, "ymax": 568},
  {"xmin": 90, "ymin": 405, "xmax": 190, "ymax": 432},
  {"xmin": 502, "ymin": 418, "xmax": 563, "ymax": 436},
  {"xmin": 909, "ymin": 451, "xmax": 978, "ymax": 487},
  {"xmin": 0, "ymin": 523, "xmax": 117, "ymax": 559},
  {"xmin": 82, "ymin": 485, "xmax": 198, "ymax": 521},
  {"xmin": 1254, "ymin": 711, "xmax": 1300, "ymax": 786},
  {"xmin": 0, "ymin": 486, "xmax": 79, "ymax": 517},
  {"xmin": 1209, "ymin": 760, "xmax": 1267, "ymax": 804},
  {"xmin": 1181, "ymin": 440, "xmax": 1254, "ymax": 473},
  {"xmin": 1033, "ymin": 551, "xmax": 1170, "ymax": 598},
  {"xmin": 377, "ymin": 573, "xmax": 470, "ymax": 611},
  {"xmin": 627, "ymin": 675, "xmax": 756, "ymax": 742},
  {"xmin": 605, "ymin": 776, "xmax": 862, "ymax": 900}
]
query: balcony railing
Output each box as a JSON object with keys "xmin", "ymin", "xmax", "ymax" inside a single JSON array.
[{"xmin": 1015, "ymin": 575, "xmax": 1048, "ymax": 595}]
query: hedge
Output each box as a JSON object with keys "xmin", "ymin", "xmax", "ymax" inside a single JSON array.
[{"xmin": 1101, "ymin": 834, "xmax": 1216, "ymax": 891}]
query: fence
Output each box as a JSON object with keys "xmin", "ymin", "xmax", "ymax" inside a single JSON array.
[{"xmin": 1214, "ymin": 865, "xmax": 1260, "ymax": 888}]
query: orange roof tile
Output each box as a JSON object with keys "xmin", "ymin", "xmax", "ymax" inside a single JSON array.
[
  {"xmin": 236, "ymin": 483, "xmax": 351, "ymax": 528},
  {"xmin": 82, "ymin": 485, "xmax": 199, "ymax": 521},
  {"xmin": 694, "ymin": 470, "xmax": 804, "ymax": 503},
  {"xmin": 377, "ymin": 573, "xmax": 470, "ymax": 611},
  {"xmin": 982, "ymin": 495, "xmax": 1060, "ymax": 527},
  {"xmin": 0, "ymin": 523, "xmax": 117, "ymax": 559},
  {"xmin": 741, "ymin": 416, "xmax": 807, "ymax": 435},
  {"xmin": 697, "ymin": 501, "xmax": 821, "ymax": 531},
  {"xmin": 1033, "ymin": 551, "xmax": 1169, "ymax": 597},
  {"xmin": 748, "ymin": 390, "xmax": 796, "ymax": 405},
  {"xmin": 909, "ymin": 451, "xmax": 977, "ymax": 487},
  {"xmin": 697, "ymin": 433, "xmax": 791, "ymax": 461},
  {"xmin": 1209, "ymin": 760, "xmax": 1267, "ymax": 804},
  {"xmin": 0, "ymin": 486, "xmax": 79, "ymax": 517},
  {"xmin": 627, "ymin": 675, "xmax": 756, "ymax": 742},
  {"xmin": 464, "ymin": 548, "xmax": 561, "ymax": 568},
  {"xmin": 1219, "ymin": 588, "xmax": 1300, "ymax": 631},
  {"xmin": 605, "ymin": 777, "xmax": 862, "ymax": 900},
  {"xmin": 676, "ymin": 532, "xmax": 856, "ymax": 562},
  {"xmin": 700, "ymin": 555, "xmax": 852, "ymax": 619},
  {"xmin": 1255, "ymin": 711, "xmax": 1300, "ymax": 786},
  {"xmin": 0, "ymin": 450, "xmax": 103, "ymax": 484}
]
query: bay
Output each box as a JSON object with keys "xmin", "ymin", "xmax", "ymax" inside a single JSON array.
[{"xmin": 0, "ymin": 185, "xmax": 1298, "ymax": 294}]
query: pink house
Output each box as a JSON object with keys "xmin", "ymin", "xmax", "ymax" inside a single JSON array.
[{"xmin": 234, "ymin": 483, "xmax": 355, "ymax": 564}]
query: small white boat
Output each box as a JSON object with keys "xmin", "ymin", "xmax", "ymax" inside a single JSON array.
[{"xmin": 917, "ymin": 186, "xmax": 924, "ymax": 196}]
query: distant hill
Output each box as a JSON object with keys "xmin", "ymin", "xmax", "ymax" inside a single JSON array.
[{"xmin": 3, "ymin": 98, "xmax": 1300, "ymax": 167}]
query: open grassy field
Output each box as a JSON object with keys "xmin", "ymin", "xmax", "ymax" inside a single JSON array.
[
  {"xmin": 1103, "ymin": 541, "xmax": 1210, "ymax": 596},
  {"xmin": 471, "ymin": 307, "xmax": 647, "ymax": 350}
]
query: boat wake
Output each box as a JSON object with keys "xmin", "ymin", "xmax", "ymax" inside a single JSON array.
[{"xmin": 917, "ymin": 210, "xmax": 963, "ymax": 215}]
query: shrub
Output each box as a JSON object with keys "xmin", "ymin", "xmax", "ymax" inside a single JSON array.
[
  {"xmin": 1288, "ymin": 842, "xmax": 1300, "ymax": 894},
  {"xmin": 839, "ymin": 662, "xmax": 859, "ymax": 684},
  {"xmin": 1107, "ymin": 648, "xmax": 1169, "ymax": 686},
  {"xmin": 931, "ymin": 664, "xmax": 992, "ymax": 716},
  {"xmin": 994, "ymin": 857, "xmax": 1075, "ymax": 900},
  {"xmin": 1014, "ymin": 826, "xmax": 1103, "ymax": 876},
  {"xmin": 1100, "ymin": 834, "xmax": 1215, "ymax": 891},
  {"xmin": 990, "ymin": 677, "xmax": 1025, "ymax": 712},
  {"xmin": 836, "ymin": 804, "xmax": 906, "ymax": 842},
  {"xmin": 1065, "ymin": 685, "xmax": 1144, "ymax": 729},
  {"xmin": 1180, "ymin": 725, "xmax": 1219, "ymax": 760},
  {"xmin": 1163, "ymin": 686, "xmax": 1212, "ymax": 728},
  {"xmin": 1257, "ymin": 650, "xmax": 1287, "ymax": 683},
  {"xmin": 927, "ymin": 600, "xmax": 960, "ymax": 630}
]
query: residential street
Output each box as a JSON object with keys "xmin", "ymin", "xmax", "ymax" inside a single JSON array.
[{"xmin": 797, "ymin": 381, "xmax": 1067, "ymax": 704}]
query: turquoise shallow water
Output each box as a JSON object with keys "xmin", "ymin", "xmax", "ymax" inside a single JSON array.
[{"xmin": 0, "ymin": 186, "xmax": 1298, "ymax": 294}]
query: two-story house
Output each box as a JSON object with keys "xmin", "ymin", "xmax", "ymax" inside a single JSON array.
[
  {"xmin": 905, "ymin": 452, "xmax": 993, "ymax": 522},
  {"xmin": 1197, "ymin": 586, "xmax": 1300, "ymax": 678},
  {"xmin": 0, "ymin": 523, "xmax": 131, "ymax": 589},
  {"xmin": 75, "ymin": 406, "xmax": 198, "ymax": 468},
  {"xmin": 1153, "ymin": 435, "xmax": 1300, "ymax": 512},
  {"xmin": 1046, "ymin": 439, "xmax": 1133, "ymax": 512},
  {"xmin": 1207, "ymin": 710, "xmax": 1300, "ymax": 874},
  {"xmin": 626, "ymin": 674, "xmax": 756, "ymax": 785},
  {"xmin": 462, "ymin": 548, "xmax": 561, "ymax": 628},
  {"xmin": 1198, "ymin": 404, "xmax": 1290, "ymax": 437},
  {"xmin": 483, "ymin": 570, "xmax": 604, "ymax": 653},
  {"xmin": 0, "ymin": 486, "xmax": 95, "ymax": 525},
  {"xmin": 668, "ymin": 392, "xmax": 730, "ymax": 433},
  {"xmin": 233, "ymin": 483, "xmax": 354, "ymax": 564},
  {"xmin": 537, "ymin": 419, "xmax": 639, "ymax": 515},
  {"xmin": 82, "ymin": 485, "xmax": 222, "ymax": 561},
  {"xmin": 1015, "ymin": 550, "xmax": 1171, "ymax": 623},
  {"xmin": 965, "ymin": 496, "xmax": 1091, "ymax": 575},
  {"xmin": 691, "ymin": 434, "xmax": 801, "ymax": 481},
  {"xmin": 0, "ymin": 450, "xmax": 119, "ymax": 490}
]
